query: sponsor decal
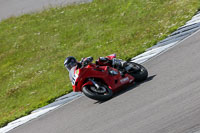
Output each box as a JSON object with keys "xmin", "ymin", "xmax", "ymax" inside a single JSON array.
[
  {"xmin": 129, "ymin": 79, "xmax": 133, "ymax": 83},
  {"xmin": 120, "ymin": 77, "xmax": 129, "ymax": 83}
]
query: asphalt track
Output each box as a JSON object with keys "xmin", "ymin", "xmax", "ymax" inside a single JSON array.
[
  {"xmin": 7, "ymin": 27, "xmax": 200, "ymax": 132},
  {"xmin": 0, "ymin": 0, "xmax": 91, "ymax": 21}
]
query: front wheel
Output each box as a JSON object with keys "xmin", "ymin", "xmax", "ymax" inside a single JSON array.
[
  {"xmin": 82, "ymin": 83, "xmax": 113, "ymax": 101},
  {"xmin": 127, "ymin": 62, "xmax": 148, "ymax": 82}
]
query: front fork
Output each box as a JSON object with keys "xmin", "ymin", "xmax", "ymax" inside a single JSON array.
[{"xmin": 89, "ymin": 78, "xmax": 100, "ymax": 89}]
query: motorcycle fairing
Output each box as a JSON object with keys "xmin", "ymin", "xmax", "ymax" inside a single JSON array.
[{"xmin": 72, "ymin": 64, "xmax": 134, "ymax": 92}]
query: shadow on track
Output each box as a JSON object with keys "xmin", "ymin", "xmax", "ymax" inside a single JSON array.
[{"xmin": 94, "ymin": 75, "xmax": 156, "ymax": 104}]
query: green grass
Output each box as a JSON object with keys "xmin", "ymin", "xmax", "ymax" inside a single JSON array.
[{"xmin": 0, "ymin": 0, "xmax": 200, "ymax": 127}]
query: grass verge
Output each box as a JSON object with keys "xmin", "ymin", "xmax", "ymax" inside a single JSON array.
[{"xmin": 0, "ymin": 0, "xmax": 200, "ymax": 128}]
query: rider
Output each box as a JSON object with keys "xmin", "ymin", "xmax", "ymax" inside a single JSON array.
[
  {"xmin": 64, "ymin": 56, "xmax": 78, "ymax": 82},
  {"xmin": 64, "ymin": 56, "xmax": 93, "ymax": 81},
  {"xmin": 64, "ymin": 56, "xmax": 125, "ymax": 72}
]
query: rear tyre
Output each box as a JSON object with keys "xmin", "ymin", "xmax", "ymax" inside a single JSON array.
[
  {"xmin": 82, "ymin": 84, "xmax": 113, "ymax": 101},
  {"xmin": 128, "ymin": 62, "xmax": 148, "ymax": 82}
]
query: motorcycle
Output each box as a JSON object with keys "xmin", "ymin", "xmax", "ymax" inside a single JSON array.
[{"xmin": 68, "ymin": 54, "xmax": 148, "ymax": 101}]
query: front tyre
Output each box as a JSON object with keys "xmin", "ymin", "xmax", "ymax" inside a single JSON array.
[
  {"xmin": 82, "ymin": 84, "xmax": 113, "ymax": 101},
  {"xmin": 128, "ymin": 62, "xmax": 148, "ymax": 82}
]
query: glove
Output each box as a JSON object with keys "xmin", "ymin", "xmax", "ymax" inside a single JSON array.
[{"xmin": 82, "ymin": 57, "xmax": 93, "ymax": 67}]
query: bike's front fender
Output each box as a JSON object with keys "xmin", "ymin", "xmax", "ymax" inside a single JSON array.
[
  {"xmin": 73, "ymin": 81, "xmax": 93, "ymax": 92},
  {"xmin": 82, "ymin": 81, "xmax": 93, "ymax": 87}
]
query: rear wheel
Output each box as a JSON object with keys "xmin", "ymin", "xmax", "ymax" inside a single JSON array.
[
  {"xmin": 127, "ymin": 62, "xmax": 148, "ymax": 82},
  {"xmin": 82, "ymin": 83, "xmax": 113, "ymax": 101}
]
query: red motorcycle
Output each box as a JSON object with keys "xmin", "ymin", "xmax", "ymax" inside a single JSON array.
[{"xmin": 64, "ymin": 54, "xmax": 148, "ymax": 101}]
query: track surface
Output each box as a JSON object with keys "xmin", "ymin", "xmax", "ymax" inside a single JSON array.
[
  {"xmin": 0, "ymin": 0, "xmax": 90, "ymax": 21},
  {"xmin": 8, "ymin": 29, "xmax": 200, "ymax": 133}
]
